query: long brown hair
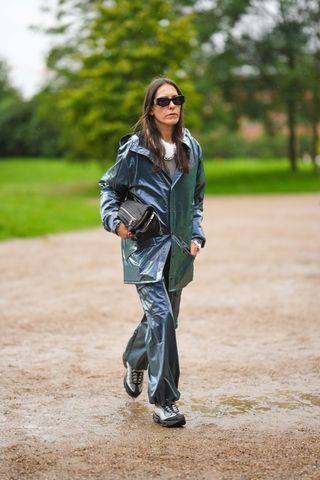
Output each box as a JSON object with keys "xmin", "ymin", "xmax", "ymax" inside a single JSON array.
[{"xmin": 134, "ymin": 77, "xmax": 189, "ymax": 174}]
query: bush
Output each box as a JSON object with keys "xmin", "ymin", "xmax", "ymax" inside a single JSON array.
[
  {"xmin": 0, "ymin": 91, "xmax": 65, "ymax": 159},
  {"xmin": 195, "ymin": 129, "xmax": 289, "ymax": 159}
]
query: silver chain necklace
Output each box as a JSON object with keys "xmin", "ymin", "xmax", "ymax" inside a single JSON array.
[{"xmin": 161, "ymin": 139, "xmax": 176, "ymax": 161}]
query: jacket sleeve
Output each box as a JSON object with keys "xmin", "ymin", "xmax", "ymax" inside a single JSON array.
[
  {"xmin": 192, "ymin": 143, "xmax": 206, "ymax": 247},
  {"xmin": 99, "ymin": 141, "xmax": 131, "ymax": 233}
]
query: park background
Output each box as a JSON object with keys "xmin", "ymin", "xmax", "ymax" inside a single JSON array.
[
  {"xmin": 1, "ymin": 2, "xmax": 320, "ymax": 479},
  {"xmin": 0, "ymin": 0, "xmax": 319, "ymax": 240}
]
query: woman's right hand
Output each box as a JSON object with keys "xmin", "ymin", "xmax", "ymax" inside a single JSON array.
[{"xmin": 116, "ymin": 223, "xmax": 133, "ymax": 240}]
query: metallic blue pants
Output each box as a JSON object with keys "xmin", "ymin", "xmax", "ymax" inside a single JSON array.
[{"xmin": 122, "ymin": 278, "xmax": 182, "ymax": 405}]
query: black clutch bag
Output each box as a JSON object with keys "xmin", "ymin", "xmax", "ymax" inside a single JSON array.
[{"xmin": 118, "ymin": 200, "xmax": 161, "ymax": 239}]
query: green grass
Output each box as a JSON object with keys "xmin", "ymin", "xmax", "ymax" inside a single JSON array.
[
  {"xmin": 0, "ymin": 158, "xmax": 319, "ymax": 240},
  {"xmin": 0, "ymin": 158, "xmax": 105, "ymax": 240},
  {"xmin": 204, "ymin": 158, "xmax": 320, "ymax": 194}
]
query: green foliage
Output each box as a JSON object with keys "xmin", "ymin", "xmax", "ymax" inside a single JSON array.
[
  {"xmin": 45, "ymin": 0, "xmax": 199, "ymax": 160},
  {"xmin": 0, "ymin": 93, "xmax": 65, "ymax": 158},
  {"xmin": 0, "ymin": 157, "xmax": 318, "ymax": 240},
  {"xmin": 0, "ymin": 59, "xmax": 25, "ymax": 156},
  {"xmin": 194, "ymin": 0, "xmax": 320, "ymax": 170},
  {"xmin": 0, "ymin": 59, "xmax": 65, "ymax": 158},
  {"xmin": 196, "ymin": 130, "xmax": 288, "ymax": 159},
  {"xmin": 2, "ymin": 0, "xmax": 320, "ymax": 167},
  {"xmin": 0, "ymin": 59, "xmax": 21, "ymax": 101}
]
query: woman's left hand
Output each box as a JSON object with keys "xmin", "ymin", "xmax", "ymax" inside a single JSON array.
[{"xmin": 190, "ymin": 241, "xmax": 200, "ymax": 257}]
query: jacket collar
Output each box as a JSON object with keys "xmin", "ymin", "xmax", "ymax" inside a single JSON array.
[
  {"xmin": 121, "ymin": 129, "xmax": 192, "ymax": 158},
  {"xmin": 181, "ymin": 128, "xmax": 193, "ymax": 151}
]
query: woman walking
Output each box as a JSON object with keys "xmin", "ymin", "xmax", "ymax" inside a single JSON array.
[{"xmin": 99, "ymin": 77, "xmax": 205, "ymax": 427}]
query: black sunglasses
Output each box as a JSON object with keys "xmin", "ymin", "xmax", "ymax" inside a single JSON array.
[{"xmin": 153, "ymin": 95, "xmax": 185, "ymax": 107}]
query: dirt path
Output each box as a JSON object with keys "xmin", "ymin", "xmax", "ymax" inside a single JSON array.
[{"xmin": 1, "ymin": 194, "xmax": 319, "ymax": 479}]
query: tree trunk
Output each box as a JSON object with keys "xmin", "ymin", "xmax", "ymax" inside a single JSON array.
[
  {"xmin": 287, "ymin": 100, "xmax": 297, "ymax": 172},
  {"xmin": 283, "ymin": 24, "xmax": 298, "ymax": 172},
  {"xmin": 311, "ymin": 91, "xmax": 320, "ymax": 172},
  {"xmin": 311, "ymin": 119, "xmax": 318, "ymax": 163}
]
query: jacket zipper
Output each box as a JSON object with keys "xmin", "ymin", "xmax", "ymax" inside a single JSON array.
[{"xmin": 120, "ymin": 207, "xmax": 136, "ymax": 225}]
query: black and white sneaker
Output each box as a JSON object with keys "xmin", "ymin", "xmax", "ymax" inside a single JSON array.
[
  {"xmin": 153, "ymin": 401, "xmax": 186, "ymax": 427},
  {"xmin": 123, "ymin": 361, "xmax": 144, "ymax": 398}
]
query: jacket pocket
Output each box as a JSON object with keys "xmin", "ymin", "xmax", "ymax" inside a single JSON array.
[
  {"xmin": 172, "ymin": 235, "xmax": 194, "ymax": 258},
  {"xmin": 122, "ymin": 239, "xmax": 137, "ymax": 260}
]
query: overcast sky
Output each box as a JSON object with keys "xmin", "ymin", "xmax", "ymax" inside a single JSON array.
[{"xmin": 0, "ymin": 1, "xmax": 52, "ymax": 98}]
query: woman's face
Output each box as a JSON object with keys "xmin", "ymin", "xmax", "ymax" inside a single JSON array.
[{"xmin": 150, "ymin": 83, "xmax": 182, "ymax": 131}]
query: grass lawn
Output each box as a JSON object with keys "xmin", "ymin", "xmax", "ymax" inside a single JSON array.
[
  {"xmin": 204, "ymin": 159, "xmax": 320, "ymax": 194},
  {"xmin": 0, "ymin": 157, "xmax": 319, "ymax": 240},
  {"xmin": 0, "ymin": 159, "xmax": 104, "ymax": 240}
]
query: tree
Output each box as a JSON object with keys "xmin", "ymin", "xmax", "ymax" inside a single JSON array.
[
  {"xmin": 0, "ymin": 58, "xmax": 64, "ymax": 158},
  {"xmin": 43, "ymin": 0, "xmax": 199, "ymax": 160},
  {"xmin": 230, "ymin": 3, "xmax": 307, "ymax": 172},
  {"xmin": 192, "ymin": 0, "xmax": 250, "ymax": 132},
  {"xmin": 0, "ymin": 59, "xmax": 21, "ymax": 101},
  {"xmin": 298, "ymin": 0, "xmax": 320, "ymax": 169},
  {"xmin": 190, "ymin": 0, "xmax": 319, "ymax": 170},
  {"xmin": 0, "ymin": 59, "xmax": 25, "ymax": 157}
]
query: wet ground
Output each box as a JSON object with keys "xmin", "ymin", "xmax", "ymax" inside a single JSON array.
[{"xmin": 1, "ymin": 194, "xmax": 319, "ymax": 479}]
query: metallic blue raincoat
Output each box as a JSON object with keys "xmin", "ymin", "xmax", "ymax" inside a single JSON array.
[{"xmin": 99, "ymin": 128, "xmax": 206, "ymax": 292}]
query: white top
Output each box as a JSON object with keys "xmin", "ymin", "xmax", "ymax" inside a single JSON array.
[
  {"xmin": 161, "ymin": 139, "xmax": 176, "ymax": 159},
  {"xmin": 161, "ymin": 139, "xmax": 176, "ymax": 178}
]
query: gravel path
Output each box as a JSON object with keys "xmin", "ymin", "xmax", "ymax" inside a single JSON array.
[{"xmin": 1, "ymin": 194, "xmax": 319, "ymax": 479}]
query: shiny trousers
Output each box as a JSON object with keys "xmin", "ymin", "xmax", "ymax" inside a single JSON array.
[{"xmin": 122, "ymin": 260, "xmax": 182, "ymax": 405}]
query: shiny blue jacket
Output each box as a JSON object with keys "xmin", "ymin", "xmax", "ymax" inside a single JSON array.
[{"xmin": 99, "ymin": 128, "xmax": 205, "ymax": 292}]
